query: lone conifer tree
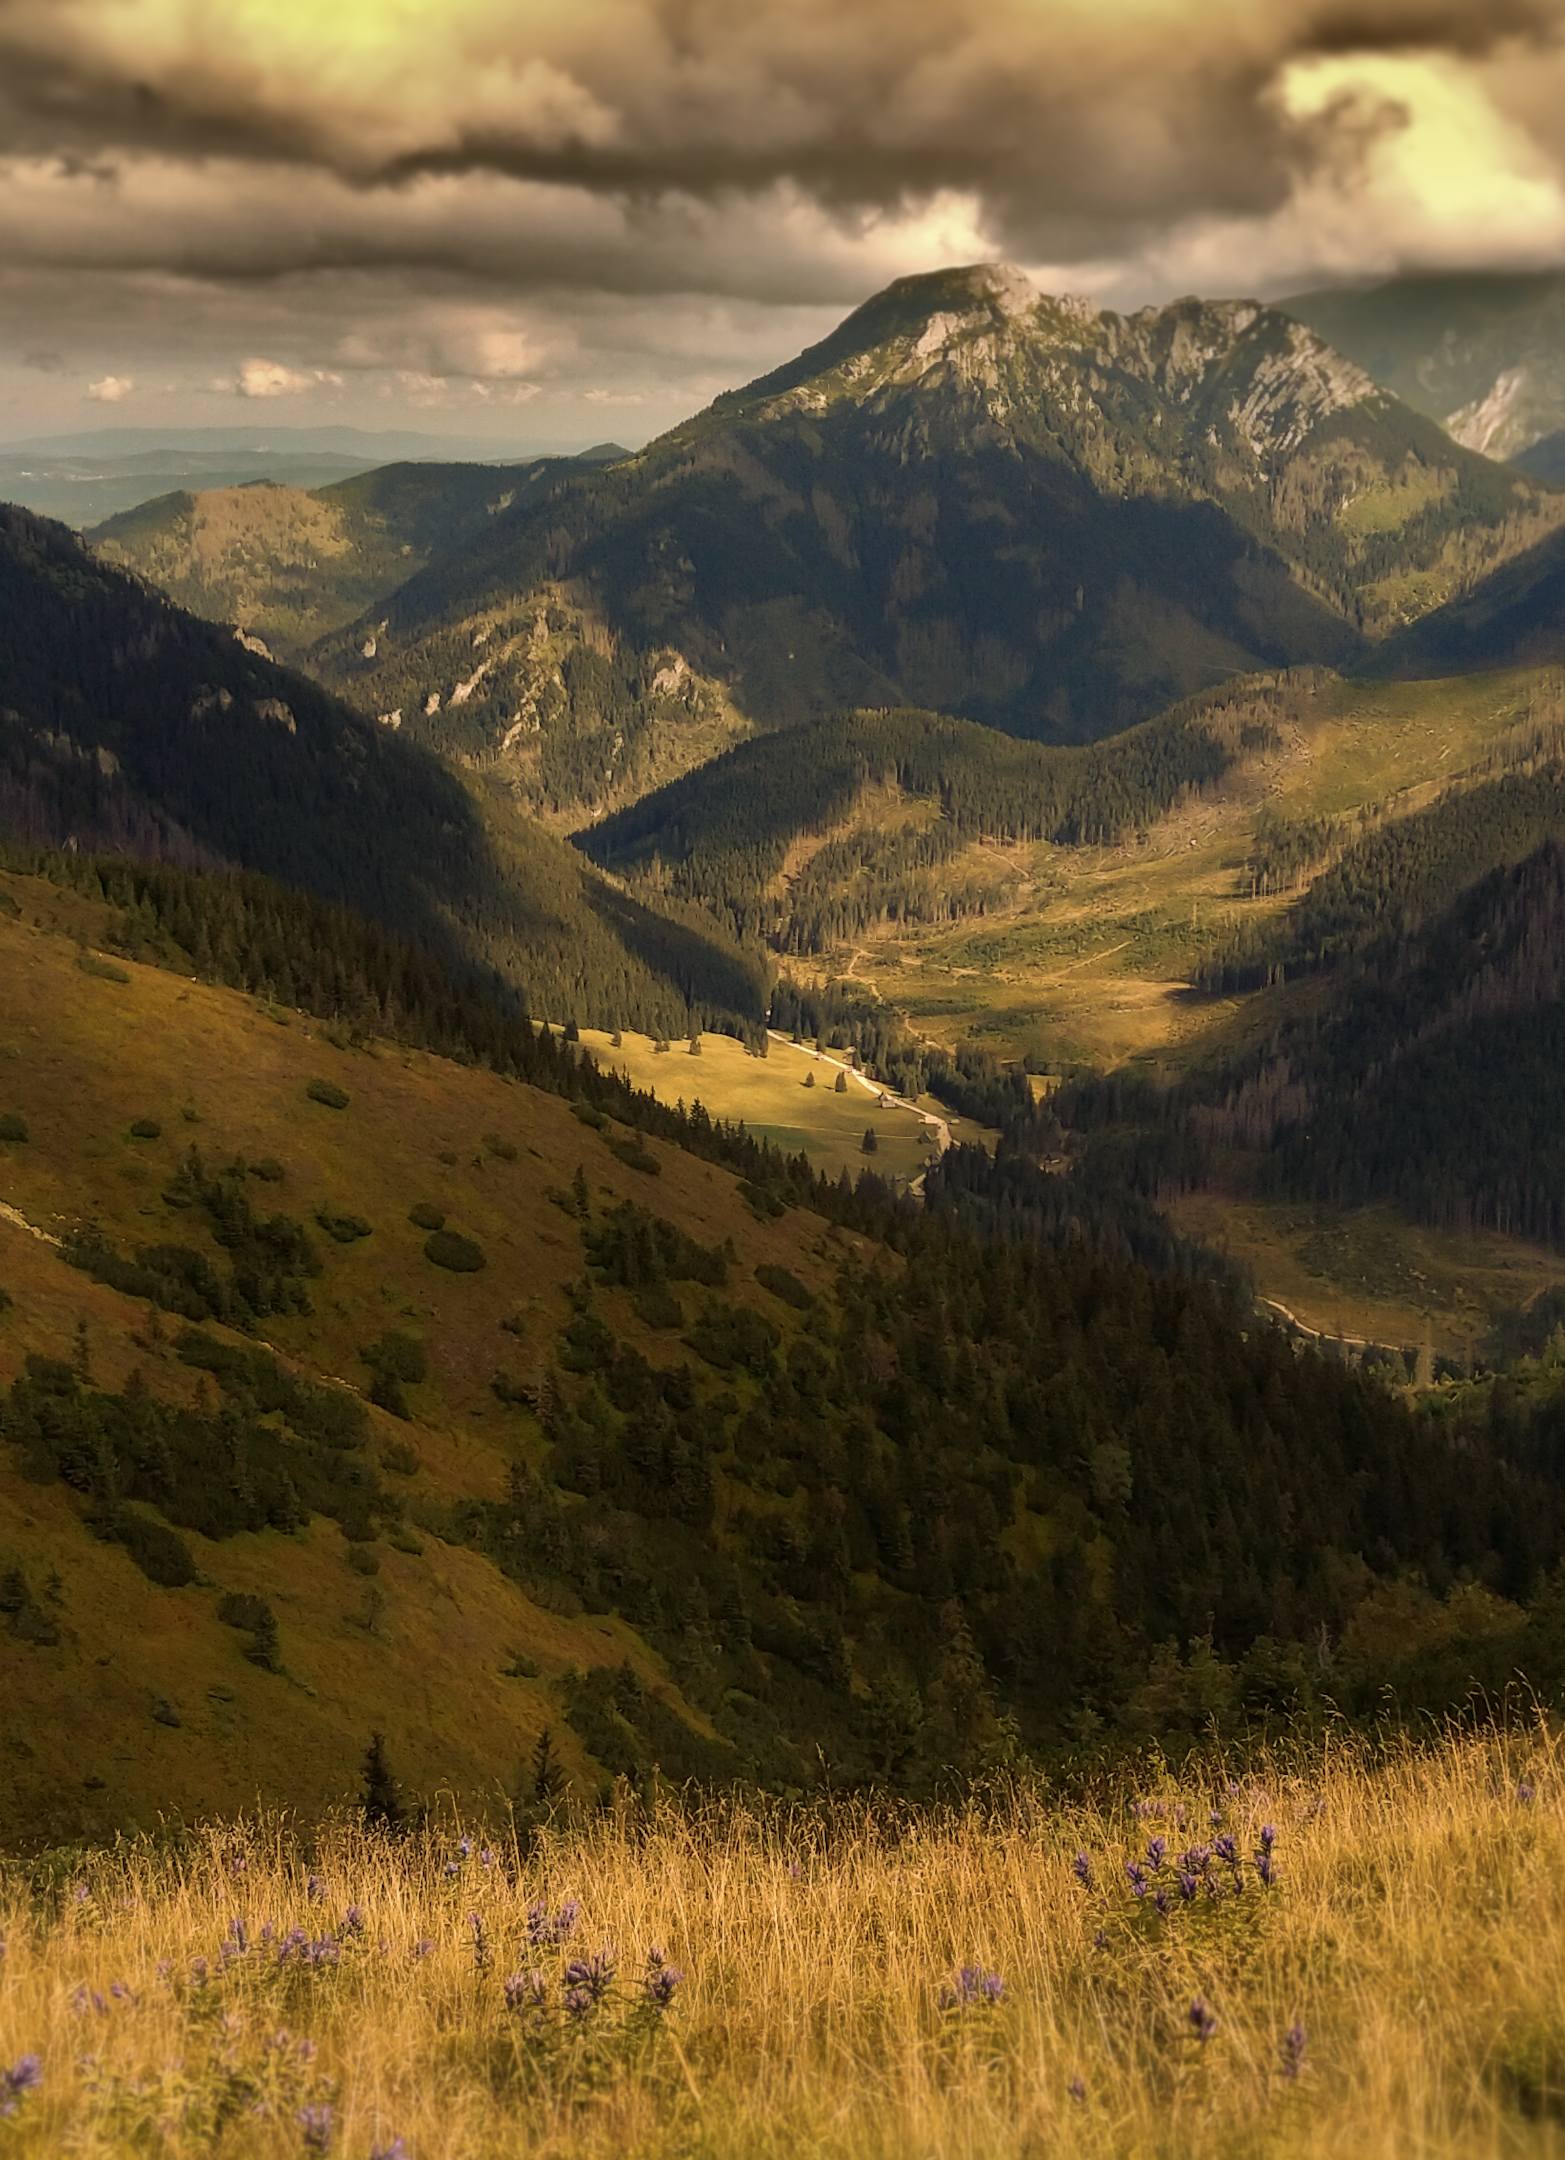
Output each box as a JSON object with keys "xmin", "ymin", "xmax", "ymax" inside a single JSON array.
[
  {"xmin": 361, "ymin": 1730, "xmax": 406, "ymax": 1833},
  {"xmin": 530, "ymin": 1725, "xmax": 567, "ymax": 1806},
  {"xmin": 861, "ymin": 1126, "xmax": 879, "ymax": 1154},
  {"xmin": 834, "ymin": 1070, "xmax": 848, "ymax": 1093}
]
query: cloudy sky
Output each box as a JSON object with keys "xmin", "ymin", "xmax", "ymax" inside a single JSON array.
[{"xmin": 1, "ymin": 0, "xmax": 1563, "ymax": 449}]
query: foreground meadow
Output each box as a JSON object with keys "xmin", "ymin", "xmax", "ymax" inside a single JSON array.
[{"xmin": 1, "ymin": 1726, "xmax": 1561, "ymax": 2159}]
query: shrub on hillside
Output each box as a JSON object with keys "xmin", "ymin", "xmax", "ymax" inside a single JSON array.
[
  {"xmin": 305, "ymin": 1078, "xmax": 350, "ymax": 1110},
  {"xmin": 408, "ymin": 1202, "xmax": 445, "ymax": 1231},
  {"xmin": 0, "ymin": 1114, "xmax": 28, "ymax": 1143},
  {"xmin": 423, "ymin": 1229, "xmax": 485, "ymax": 1273},
  {"xmin": 128, "ymin": 1117, "xmax": 162, "ymax": 1141},
  {"xmin": 756, "ymin": 1262, "xmax": 813, "ymax": 1310},
  {"xmin": 109, "ymin": 1507, "xmax": 197, "ymax": 1588},
  {"xmin": 316, "ymin": 1209, "xmax": 373, "ymax": 1244}
]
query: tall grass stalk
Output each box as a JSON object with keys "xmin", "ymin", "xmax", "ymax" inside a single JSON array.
[{"xmin": 0, "ymin": 1723, "xmax": 1560, "ymax": 2156}]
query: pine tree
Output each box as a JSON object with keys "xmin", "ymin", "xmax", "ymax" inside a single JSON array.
[
  {"xmin": 361, "ymin": 1730, "xmax": 406, "ymax": 1832},
  {"xmin": 861, "ymin": 1127, "xmax": 879, "ymax": 1154},
  {"xmin": 834, "ymin": 1070, "xmax": 848, "ymax": 1093},
  {"xmin": 530, "ymin": 1725, "xmax": 567, "ymax": 1805}
]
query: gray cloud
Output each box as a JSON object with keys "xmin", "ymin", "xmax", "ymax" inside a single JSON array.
[{"xmin": 0, "ymin": 1, "xmax": 1561, "ymax": 437}]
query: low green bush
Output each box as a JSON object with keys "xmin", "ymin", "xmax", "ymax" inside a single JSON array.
[
  {"xmin": 756, "ymin": 1263, "xmax": 814, "ymax": 1310},
  {"xmin": 128, "ymin": 1117, "xmax": 162, "ymax": 1141},
  {"xmin": 423, "ymin": 1229, "xmax": 485, "ymax": 1273},
  {"xmin": 408, "ymin": 1202, "xmax": 445, "ymax": 1232},
  {"xmin": 0, "ymin": 1114, "xmax": 28, "ymax": 1144},
  {"xmin": 110, "ymin": 1507, "xmax": 197, "ymax": 1588},
  {"xmin": 316, "ymin": 1210, "xmax": 373, "ymax": 1244},
  {"xmin": 305, "ymin": 1078, "xmax": 349, "ymax": 1110}
]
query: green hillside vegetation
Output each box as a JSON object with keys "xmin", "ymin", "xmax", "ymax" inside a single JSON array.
[
  {"xmin": 294, "ymin": 267, "xmax": 1562, "ymax": 818},
  {"xmin": 1370, "ymin": 522, "xmax": 1565, "ymax": 678},
  {"xmin": 89, "ymin": 457, "xmax": 598, "ymax": 660},
  {"xmin": 0, "ymin": 503, "xmax": 767, "ymax": 1038},
  {"xmin": 7, "ymin": 862, "xmax": 1565, "ymax": 1844}
]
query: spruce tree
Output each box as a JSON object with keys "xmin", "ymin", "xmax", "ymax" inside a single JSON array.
[{"xmin": 361, "ymin": 1730, "xmax": 406, "ymax": 1832}]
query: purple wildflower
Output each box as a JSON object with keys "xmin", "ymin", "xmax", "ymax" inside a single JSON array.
[
  {"xmin": 297, "ymin": 2100, "xmax": 334, "ymax": 2152},
  {"xmin": 457, "ymin": 1837, "xmax": 474, "ymax": 1860},
  {"xmin": 1153, "ymin": 1888, "xmax": 1172, "ymax": 1916},
  {"xmin": 0, "ymin": 2056, "xmax": 41, "ymax": 2117},
  {"xmin": 1092, "ymin": 1929, "xmax": 1108, "ymax": 1950},
  {"xmin": 938, "ymin": 1965, "xmax": 1005, "ymax": 2009},
  {"xmin": 504, "ymin": 1970, "xmax": 550, "ymax": 2017},
  {"xmin": 479, "ymin": 1848, "xmax": 495, "ymax": 1870},
  {"xmin": 1179, "ymin": 1846, "xmax": 1212, "ymax": 1875},
  {"xmin": 1188, "ymin": 1998, "xmax": 1218, "ymax": 2044},
  {"xmin": 468, "ymin": 1912, "xmax": 491, "ymax": 1975},
  {"xmin": 525, "ymin": 1899, "xmax": 580, "ymax": 1948},
  {"xmin": 1067, "ymin": 2076, "xmax": 1087, "ymax": 2103},
  {"xmin": 306, "ymin": 1876, "xmax": 325, "ymax": 1904},
  {"xmin": 1177, "ymin": 1871, "xmax": 1199, "ymax": 1903},
  {"xmin": 1280, "ymin": 2020, "xmax": 1307, "ymax": 2080},
  {"xmin": 1213, "ymin": 1834, "xmax": 1239, "ymax": 1868},
  {"xmin": 1256, "ymin": 1852, "xmax": 1277, "ymax": 1888},
  {"xmin": 1124, "ymin": 1859, "xmax": 1148, "ymax": 1897},
  {"xmin": 562, "ymin": 1985, "xmax": 594, "ymax": 2020},
  {"xmin": 370, "ymin": 2143, "xmax": 409, "ymax": 2160},
  {"xmin": 642, "ymin": 1947, "xmax": 683, "ymax": 2011},
  {"xmin": 342, "ymin": 1905, "xmax": 365, "ymax": 1938},
  {"xmin": 411, "ymin": 1939, "xmax": 434, "ymax": 1962},
  {"xmin": 563, "ymin": 1949, "xmax": 616, "ymax": 2006},
  {"xmin": 1072, "ymin": 1851, "xmax": 1093, "ymax": 1889},
  {"xmin": 1145, "ymin": 1836, "xmax": 1167, "ymax": 1871},
  {"xmin": 1518, "ymin": 1780, "xmax": 1536, "ymax": 1805},
  {"xmin": 1258, "ymin": 1824, "xmax": 1276, "ymax": 1853}
]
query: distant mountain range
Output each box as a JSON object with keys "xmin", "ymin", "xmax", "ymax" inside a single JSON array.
[
  {"xmin": 90, "ymin": 264, "xmax": 1565, "ymax": 821},
  {"xmin": 1284, "ymin": 270, "xmax": 1565, "ymax": 474},
  {"xmin": 1, "ymin": 428, "xmax": 630, "ymax": 528}
]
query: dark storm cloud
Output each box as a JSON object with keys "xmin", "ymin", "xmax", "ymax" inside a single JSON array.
[{"xmin": 0, "ymin": 0, "xmax": 1559, "ymax": 278}]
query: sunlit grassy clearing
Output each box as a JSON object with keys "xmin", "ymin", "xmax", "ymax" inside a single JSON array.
[
  {"xmin": 574, "ymin": 1027, "xmax": 943, "ymax": 1184},
  {"xmin": 839, "ymin": 667, "xmax": 1556, "ymax": 1073},
  {"xmin": 0, "ymin": 1726, "xmax": 1559, "ymax": 2157},
  {"xmin": 1167, "ymin": 1192, "xmax": 1565, "ymax": 1360}
]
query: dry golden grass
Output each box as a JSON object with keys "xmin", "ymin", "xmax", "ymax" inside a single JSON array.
[{"xmin": 2, "ymin": 1725, "xmax": 1562, "ymax": 2157}]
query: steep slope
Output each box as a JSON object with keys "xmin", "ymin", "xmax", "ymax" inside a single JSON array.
[
  {"xmin": 1188, "ymin": 839, "xmax": 1565, "ymax": 1252},
  {"xmin": 89, "ymin": 451, "xmax": 621, "ymax": 660},
  {"xmin": 0, "ymin": 502, "xmax": 766, "ymax": 1035},
  {"xmin": 2, "ymin": 863, "xmax": 1561, "ymax": 1841},
  {"xmin": 306, "ymin": 266, "xmax": 1559, "ymax": 818},
  {"xmin": 1284, "ymin": 271, "xmax": 1565, "ymax": 462},
  {"xmin": 1371, "ymin": 523, "xmax": 1565, "ymax": 678}
]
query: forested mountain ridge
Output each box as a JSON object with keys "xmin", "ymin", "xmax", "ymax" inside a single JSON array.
[
  {"xmin": 1370, "ymin": 521, "xmax": 1565, "ymax": 679},
  {"xmin": 302, "ymin": 265, "xmax": 1559, "ymax": 819},
  {"xmin": 4, "ymin": 860, "xmax": 1565, "ymax": 1840},
  {"xmin": 0, "ymin": 502, "xmax": 767, "ymax": 1037},
  {"xmin": 582, "ymin": 675, "xmax": 1302, "ymax": 951}
]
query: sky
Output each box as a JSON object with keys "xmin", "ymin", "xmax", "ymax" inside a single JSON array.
[{"xmin": 1, "ymin": 0, "xmax": 1563, "ymax": 449}]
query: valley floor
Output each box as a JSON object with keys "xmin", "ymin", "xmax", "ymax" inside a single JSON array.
[{"xmin": 0, "ymin": 1726, "xmax": 1559, "ymax": 2157}]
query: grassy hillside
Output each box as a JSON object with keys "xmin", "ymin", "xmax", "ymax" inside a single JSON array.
[
  {"xmin": 8, "ymin": 859, "xmax": 1565, "ymax": 1847},
  {"xmin": 0, "ymin": 501, "xmax": 767, "ymax": 1038},
  {"xmin": 0, "ymin": 874, "xmax": 852, "ymax": 1841},
  {"xmin": 89, "ymin": 458, "xmax": 597, "ymax": 660},
  {"xmin": 0, "ymin": 1728, "xmax": 1559, "ymax": 2158}
]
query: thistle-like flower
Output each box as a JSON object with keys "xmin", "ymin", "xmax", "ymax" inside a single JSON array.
[
  {"xmin": 1072, "ymin": 1851, "xmax": 1093, "ymax": 1889},
  {"xmin": 297, "ymin": 2100, "xmax": 333, "ymax": 2152},
  {"xmin": 1188, "ymin": 1998, "xmax": 1218, "ymax": 2044},
  {"xmin": 1280, "ymin": 2020, "xmax": 1307, "ymax": 2080},
  {"xmin": 938, "ymin": 1965, "xmax": 1005, "ymax": 2009},
  {"xmin": 642, "ymin": 1946, "xmax": 683, "ymax": 2011},
  {"xmin": 0, "ymin": 2056, "xmax": 41, "ymax": 2118}
]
